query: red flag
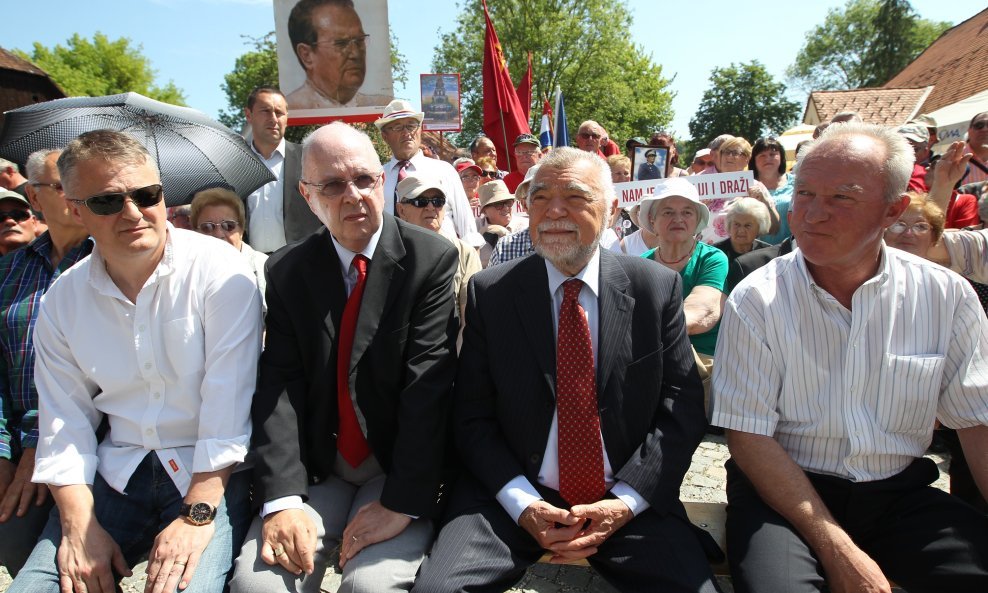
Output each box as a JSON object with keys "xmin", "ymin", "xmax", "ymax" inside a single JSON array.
[
  {"xmin": 482, "ymin": 0, "xmax": 532, "ymax": 173},
  {"xmin": 516, "ymin": 52, "xmax": 533, "ymax": 124}
]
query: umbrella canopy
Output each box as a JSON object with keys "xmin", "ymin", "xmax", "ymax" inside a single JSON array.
[{"xmin": 0, "ymin": 92, "xmax": 274, "ymax": 206}]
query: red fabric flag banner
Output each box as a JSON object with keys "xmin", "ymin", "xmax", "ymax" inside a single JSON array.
[
  {"xmin": 482, "ymin": 0, "xmax": 532, "ymax": 173},
  {"xmin": 516, "ymin": 52, "xmax": 533, "ymax": 124}
]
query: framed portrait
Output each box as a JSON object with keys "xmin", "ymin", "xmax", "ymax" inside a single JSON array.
[
  {"xmin": 274, "ymin": 0, "xmax": 395, "ymax": 124},
  {"xmin": 420, "ymin": 73, "xmax": 461, "ymax": 132},
  {"xmin": 632, "ymin": 146, "xmax": 668, "ymax": 181}
]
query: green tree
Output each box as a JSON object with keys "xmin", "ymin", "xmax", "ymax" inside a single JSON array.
[
  {"xmin": 786, "ymin": 0, "xmax": 950, "ymax": 92},
  {"xmin": 688, "ymin": 61, "xmax": 800, "ymax": 150},
  {"xmin": 431, "ymin": 0, "xmax": 674, "ymax": 147},
  {"xmin": 16, "ymin": 33, "xmax": 186, "ymax": 105}
]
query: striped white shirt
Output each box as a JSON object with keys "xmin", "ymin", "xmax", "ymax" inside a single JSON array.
[{"xmin": 711, "ymin": 246, "xmax": 988, "ymax": 482}]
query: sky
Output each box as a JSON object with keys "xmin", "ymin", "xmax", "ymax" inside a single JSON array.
[{"xmin": 6, "ymin": 0, "xmax": 986, "ymax": 141}]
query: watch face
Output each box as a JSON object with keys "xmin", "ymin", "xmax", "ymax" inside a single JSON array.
[{"xmin": 189, "ymin": 502, "xmax": 214, "ymax": 524}]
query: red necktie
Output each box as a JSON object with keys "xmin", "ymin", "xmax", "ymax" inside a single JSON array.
[
  {"xmin": 556, "ymin": 279, "xmax": 606, "ymax": 506},
  {"xmin": 393, "ymin": 160, "xmax": 410, "ymax": 210},
  {"xmin": 337, "ymin": 254, "xmax": 371, "ymax": 467}
]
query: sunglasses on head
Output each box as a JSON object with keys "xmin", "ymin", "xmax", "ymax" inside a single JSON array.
[
  {"xmin": 402, "ymin": 195, "xmax": 446, "ymax": 208},
  {"xmin": 0, "ymin": 210, "xmax": 31, "ymax": 223},
  {"xmin": 70, "ymin": 184, "xmax": 163, "ymax": 216},
  {"xmin": 198, "ymin": 220, "xmax": 239, "ymax": 233}
]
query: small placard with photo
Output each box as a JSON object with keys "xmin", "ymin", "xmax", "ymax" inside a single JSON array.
[{"xmin": 632, "ymin": 146, "xmax": 667, "ymax": 181}]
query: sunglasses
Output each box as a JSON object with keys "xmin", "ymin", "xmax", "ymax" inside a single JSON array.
[
  {"xmin": 69, "ymin": 184, "xmax": 163, "ymax": 216},
  {"xmin": 0, "ymin": 210, "xmax": 31, "ymax": 223},
  {"xmin": 578, "ymin": 132, "xmax": 601, "ymax": 140},
  {"xmin": 480, "ymin": 170, "xmax": 498, "ymax": 178},
  {"xmin": 973, "ymin": 121, "xmax": 988, "ymax": 131},
  {"xmin": 402, "ymin": 196, "xmax": 446, "ymax": 208},
  {"xmin": 198, "ymin": 220, "xmax": 239, "ymax": 233}
]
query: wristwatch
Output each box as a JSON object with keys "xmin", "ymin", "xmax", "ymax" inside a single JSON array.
[{"xmin": 178, "ymin": 502, "xmax": 218, "ymax": 526}]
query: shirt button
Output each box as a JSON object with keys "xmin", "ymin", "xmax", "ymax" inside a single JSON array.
[
  {"xmin": 144, "ymin": 362, "xmax": 152, "ymax": 370},
  {"xmin": 153, "ymin": 392, "xmax": 161, "ymax": 399},
  {"xmin": 145, "ymin": 428, "xmax": 154, "ymax": 436}
]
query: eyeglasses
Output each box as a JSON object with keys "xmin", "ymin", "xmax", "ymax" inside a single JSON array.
[
  {"xmin": 721, "ymin": 149, "xmax": 748, "ymax": 159},
  {"xmin": 198, "ymin": 220, "xmax": 240, "ymax": 234},
  {"xmin": 694, "ymin": 160, "xmax": 713, "ymax": 167},
  {"xmin": 486, "ymin": 202, "xmax": 513, "ymax": 212},
  {"xmin": 301, "ymin": 172, "xmax": 382, "ymax": 199},
  {"xmin": 578, "ymin": 132, "xmax": 601, "ymax": 140},
  {"xmin": 309, "ymin": 34, "xmax": 369, "ymax": 54},
  {"xmin": 382, "ymin": 123, "xmax": 421, "ymax": 134},
  {"xmin": 459, "ymin": 173, "xmax": 480, "ymax": 181},
  {"xmin": 480, "ymin": 170, "xmax": 498, "ymax": 178},
  {"xmin": 888, "ymin": 221, "xmax": 932, "ymax": 234},
  {"xmin": 972, "ymin": 121, "xmax": 988, "ymax": 131},
  {"xmin": 0, "ymin": 210, "xmax": 31, "ymax": 223},
  {"xmin": 515, "ymin": 149, "xmax": 540, "ymax": 156},
  {"xmin": 402, "ymin": 195, "xmax": 446, "ymax": 208},
  {"xmin": 69, "ymin": 184, "xmax": 163, "ymax": 216},
  {"xmin": 30, "ymin": 181, "xmax": 63, "ymax": 192}
]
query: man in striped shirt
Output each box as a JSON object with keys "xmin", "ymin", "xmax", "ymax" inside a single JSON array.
[
  {"xmin": 712, "ymin": 122, "xmax": 988, "ymax": 593},
  {"xmin": 0, "ymin": 149, "xmax": 92, "ymax": 576}
]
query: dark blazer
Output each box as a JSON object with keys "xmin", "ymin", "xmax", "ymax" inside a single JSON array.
[
  {"xmin": 725, "ymin": 237, "xmax": 794, "ymax": 294},
  {"xmin": 251, "ymin": 215, "xmax": 460, "ymax": 518},
  {"xmin": 454, "ymin": 249, "xmax": 706, "ymax": 515},
  {"xmin": 243, "ymin": 142, "xmax": 322, "ymax": 246}
]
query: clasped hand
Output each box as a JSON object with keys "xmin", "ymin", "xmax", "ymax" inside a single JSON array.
[{"xmin": 518, "ymin": 498, "xmax": 632, "ymax": 562}]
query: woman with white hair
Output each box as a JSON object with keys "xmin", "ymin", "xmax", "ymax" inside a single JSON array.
[
  {"xmin": 638, "ymin": 177, "xmax": 728, "ymax": 408},
  {"xmin": 713, "ymin": 197, "xmax": 772, "ymax": 265}
]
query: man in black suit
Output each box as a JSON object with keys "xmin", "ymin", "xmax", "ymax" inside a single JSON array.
[
  {"xmin": 229, "ymin": 122, "xmax": 460, "ymax": 593},
  {"xmin": 413, "ymin": 147, "xmax": 721, "ymax": 593},
  {"xmin": 242, "ymin": 86, "xmax": 322, "ymax": 253},
  {"xmin": 725, "ymin": 236, "xmax": 794, "ymax": 293}
]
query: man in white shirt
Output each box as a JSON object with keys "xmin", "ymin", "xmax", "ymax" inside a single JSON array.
[
  {"xmin": 242, "ymin": 87, "xmax": 321, "ymax": 253},
  {"xmin": 712, "ymin": 122, "xmax": 988, "ymax": 593},
  {"xmin": 413, "ymin": 147, "xmax": 719, "ymax": 592},
  {"xmin": 9, "ymin": 130, "xmax": 263, "ymax": 593},
  {"xmin": 376, "ymin": 100, "xmax": 484, "ymax": 248}
]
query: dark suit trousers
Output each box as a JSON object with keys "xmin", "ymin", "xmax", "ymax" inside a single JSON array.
[
  {"xmin": 726, "ymin": 458, "xmax": 988, "ymax": 593},
  {"xmin": 413, "ymin": 475, "xmax": 722, "ymax": 593}
]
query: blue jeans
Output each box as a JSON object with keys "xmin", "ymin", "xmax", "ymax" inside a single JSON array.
[{"xmin": 9, "ymin": 453, "xmax": 251, "ymax": 593}]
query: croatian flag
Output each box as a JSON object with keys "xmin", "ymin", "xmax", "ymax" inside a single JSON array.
[
  {"xmin": 539, "ymin": 99, "xmax": 553, "ymax": 149},
  {"xmin": 553, "ymin": 86, "xmax": 569, "ymax": 149}
]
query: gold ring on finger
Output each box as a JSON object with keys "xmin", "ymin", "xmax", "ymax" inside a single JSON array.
[{"xmin": 273, "ymin": 547, "xmax": 285, "ymax": 557}]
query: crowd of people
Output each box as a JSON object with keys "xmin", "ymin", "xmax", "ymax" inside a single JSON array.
[{"xmin": 0, "ymin": 81, "xmax": 987, "ymax": 593}]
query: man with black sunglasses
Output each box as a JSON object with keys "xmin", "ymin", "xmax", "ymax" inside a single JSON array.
[
  {"xmin": 0, "ymin": 149, "xmax": 88, "ymax": 579},
  {"xmin": 963, "ymin": 111, "xmax": 988, "ymax": 186},
  {"xmin": 9, "ymin": 130, "xmax": 262, "ymax": 593},
  {"xmin": 0, "ymin": 190, "xmax": 44, "ymax": 257}
]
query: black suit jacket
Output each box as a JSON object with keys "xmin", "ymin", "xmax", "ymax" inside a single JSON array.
[
  {"xmin": 251, "ymin": 215, "xmax": 460, "ymax": 518},
  {"xmin": 454, "ymin": 249, "xmax": 706, "ymax": 515},
  {"xmin": 242, "ymin": 142, "xmax": 322, "ymax": 246},
  {"xmin": 725, "ymin": 237, "xmax": 793, "ymax": 294}
]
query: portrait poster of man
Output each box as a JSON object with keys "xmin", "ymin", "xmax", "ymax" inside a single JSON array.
[
  {"xmin": 632, "ymin": 146, "xmax": 668, "ymax": 181},
  {"xmin": 275, "ymin": 0, "xmax": 394, "ymax": 122},
  {"xmin": 420, "ymin": 73, "xmax": 461, "ymax": 132}
]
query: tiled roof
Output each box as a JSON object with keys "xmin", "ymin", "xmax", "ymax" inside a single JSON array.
[
  {"xmin": 884, "ymin": 8, "xmax": 988, "ymax": 113},
  {"xmin": 0, "ymin": 47, "xmax": 49, "ymax": 77},
  {"xmin": 803, "ymin": 87, "xmax": 933, "ymax": 126}
]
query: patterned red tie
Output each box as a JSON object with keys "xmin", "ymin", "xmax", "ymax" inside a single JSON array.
[
  {"xmin": 393, "ymin": 160, "xmax": 410, "ymax": 210},
  {"xmin": 337, "ymin": 254, "xmax": 371, "ymax": 467},
  {"xmin": 556, "ymin": 279, "xmax": 606, "ymax": 506}
]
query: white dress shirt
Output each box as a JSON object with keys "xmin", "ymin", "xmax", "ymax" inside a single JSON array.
[
  {"xmin": 711, "ymin": 246, "xmax": 988, "ymax": 482},
  {"xmin": 384, "ymin": 151, "xmax": 485, "ymax": 248},
  {"xmin": 247, "ymin": 138, "xmax": 287, "ymax": 253},
  {"xmin": 495, "ymin": 249, "xmax": 648, "ymax": 523},
  {"xmin": 32, "ymin": 227, "xmax": 263, "ymax": 496},
  {"xmin": 259, "ymin": 224, "xmax": 384, "ymax": 518}
]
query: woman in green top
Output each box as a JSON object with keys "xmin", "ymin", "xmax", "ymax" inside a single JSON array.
[{"xmin": 638, "ymin": 178, "xmax": 728, "ymax": 406}]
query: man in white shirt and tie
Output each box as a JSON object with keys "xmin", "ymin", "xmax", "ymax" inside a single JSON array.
[
  {"xmin": 8, "ymin": 130, "xmax": 263, "ymax": 593},
  {"xmin": 376, "ymin": 100, "xmax": 484, "ymax": 248}
]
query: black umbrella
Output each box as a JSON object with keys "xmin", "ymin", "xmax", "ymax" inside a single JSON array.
[{"xmin": 0, "ymin": 92, "xmax": 274, "ymax": 206}]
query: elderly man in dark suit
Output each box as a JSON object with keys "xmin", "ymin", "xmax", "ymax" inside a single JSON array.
[
  {"xmin": 413, "ymin": 147, "xmax": 720, "ymax": 593},
  {"xmin": 229, "ymin": 122, "xmax": 459, "ymax": 593}
]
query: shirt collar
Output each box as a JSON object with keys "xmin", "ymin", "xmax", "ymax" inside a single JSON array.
[
  {"xmin": 88, "ymin": 224, "xmax": 176, "ymax": 299},
  {"xmin": 330, "ymin": 222, "xmax": 384, "ymax": 275},
  {"xmin": 250, "ymin": 137, "xmax": 286, "ymax": 161},
  {"xmin": 389, "ymin": 150, "xmax": 424, "ymax": 169},
  {"xmin": 794, "ymin": 243, "xmax": 890, "ymax": 295},
  {"xmin": 544, "ymin": 247, "xmax": 601, "ymax": 299}
]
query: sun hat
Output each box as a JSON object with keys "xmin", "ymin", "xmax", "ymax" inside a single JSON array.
[
  {"xmin": 374, "ymin": 99, "xmax": 424, "ymax": 130},
  {"xmin": 637, "ymin": 177, "xmax": 709, "ymax": 233},
  {"xmin": 478, "ymin": 180, "xmax": 514, "ymax": 208}
]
